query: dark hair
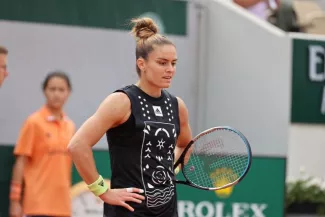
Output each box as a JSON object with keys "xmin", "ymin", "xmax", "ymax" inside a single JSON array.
[
  {"xmin": 42, "ymin": 71, "xmax": 72, "ymax": 91},
  {"xmin": 0, "ymin": 46, "xmax": 8, "ymax": 55},
  {"xmin": 130, "ymin": 17, "xmax": 175, "ymax": 76}
]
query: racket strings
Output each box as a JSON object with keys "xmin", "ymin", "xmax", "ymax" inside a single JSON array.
[{"xmin": 183, "ymin": 129, "xmax": 249, "ymax": 189}]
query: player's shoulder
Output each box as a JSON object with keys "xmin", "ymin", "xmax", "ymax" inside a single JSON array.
[
  {"xmin": 109, "ymin": 91, "xmax": 131, "ymax": 105},
  {"xmin": 116, "ymin": 84, "xmax": 135, "ymax": 92},
  {"xmin": 109, "ymin": 84, "xmax": 138, "ymax": 104},
  {"xmin": 99, "ymin": 90, "xmax": 131, "ymax": 114},
  {"xmin": 94, "ymin": 90, "xmax": 131, "ymax": 123},
  {"xmin": 173, "ymin": 96, "xmax": 189, "ymax": 120},
  {"xmin": 175, "ymin": 96, "xmax": 185, "ymax": 105},
  {"xmin": 171, "ymin": 94, "xmax": 186, "ymax": 110},
  {"xmin": 113, "ymin": 84, "xmax": 137, "ymax": 95}
]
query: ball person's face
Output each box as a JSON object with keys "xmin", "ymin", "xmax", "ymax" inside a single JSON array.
[
  {"xmin": 139, "ymin": 44, "xmax": 177, "ymax": 89},
  {"xmin": 0, "ymin": 54, "xmax": 8, "ymax": 87},
  {"xmin": 44, "ymin": 77, "xmax": 71, "ymax": 109}
]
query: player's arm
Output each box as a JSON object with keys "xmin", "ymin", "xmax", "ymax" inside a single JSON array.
[
  {"xmin": 67, "ymin": 92, "xmax": 131, "ymax": 184},
  {"xmin": 175, "ymin": 97, "xmax": 193, "ymax": 166},
  {"xmin": 67, "ymin": 92, "xmax": 145, "ymax": 212}
]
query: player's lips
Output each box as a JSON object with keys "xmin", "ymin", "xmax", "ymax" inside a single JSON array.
[{"xmin": 163, "ymin": 76, "xmax": 172, "ymax": 80}]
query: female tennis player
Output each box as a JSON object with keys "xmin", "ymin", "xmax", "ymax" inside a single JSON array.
[
  {"xmin": 10, "ymin": 72, "xmax": 75, "ymax": 217},
  {"xmin": 68, "ymin": 17, "xmax": 193, "ymax": 217}
]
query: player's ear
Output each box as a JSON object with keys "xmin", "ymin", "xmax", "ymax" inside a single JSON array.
[{"xmin": 136, "ymin": 57, "xmax": 146, "ymax": 72}]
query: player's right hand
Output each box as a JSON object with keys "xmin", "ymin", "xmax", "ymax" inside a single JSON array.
[
  {"xmin": 99, "ymin": 187, "xmax": 145, "ymax": 212},
  {"xmin": 9, "ymin": 200, "xmax": 22, "ymax": 217}
]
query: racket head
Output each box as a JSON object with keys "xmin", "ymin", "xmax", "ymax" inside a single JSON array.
[{"xmin": 177, "ymin": 126, "xmax": 252, "ymax": 191}]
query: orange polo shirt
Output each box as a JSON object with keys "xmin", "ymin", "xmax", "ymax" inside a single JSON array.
[{"xmin": 14, "ymin": 106, "xmax": 75, "ymax": 216}]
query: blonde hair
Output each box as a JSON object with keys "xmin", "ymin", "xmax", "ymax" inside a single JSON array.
[{"xmin": 130, "ymin": 17, "xmax": 174, "ymax": 76}]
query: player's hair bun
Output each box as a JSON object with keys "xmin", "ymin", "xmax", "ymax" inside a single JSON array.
[{"xmin": 131, "ymin": 17, "xmax": 159, "ymax": 39}]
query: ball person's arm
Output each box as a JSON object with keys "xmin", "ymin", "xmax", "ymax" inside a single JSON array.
[
  {"xmin": 174, "ymin": 97, "xmax": 193, "ymax": 167},
  {"xmin": 9, "ymin": 156, "xmax": 27, "ymax": 217},
  {"xmin": 67, "ymin": 92, "xmax": 145, "ymax": 211}
]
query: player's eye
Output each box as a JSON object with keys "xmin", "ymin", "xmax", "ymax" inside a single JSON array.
[{"xmin": 159, "ymin": 62, "xmax": 167, "ymax": 65}]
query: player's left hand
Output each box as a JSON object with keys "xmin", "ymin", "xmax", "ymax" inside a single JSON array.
[{"xmin": 99, "ymin": 187, "xmax": 145, "ymax": 212}]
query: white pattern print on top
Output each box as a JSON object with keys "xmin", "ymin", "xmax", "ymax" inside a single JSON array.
[
  {"xmin": 138, "ymin": 96, "xmax": 152, "ymax": 120},
  {"xmin": 138, "ymin": 96, "xmax": 175, "ymax": 122},
  {"xmin": 141, "ymin": 121, "xmax": 177, "ymax": 208}
]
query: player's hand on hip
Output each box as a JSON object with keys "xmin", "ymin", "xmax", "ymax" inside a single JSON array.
[{"xmin": 99, "ymin": 187, "xmax": 145, "ymax": 212}]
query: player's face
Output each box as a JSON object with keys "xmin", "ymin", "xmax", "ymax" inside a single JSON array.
[
  {"xmin": 44, "ymin": 77, "xmax": 70, "ymax": 110},
  {"xmin": 0, "ymin": 54, "xmax": 8, "ymax": 88},
  {"xmin": 143, "ymin": 44, "xmax": 177, "ymax": 89}
]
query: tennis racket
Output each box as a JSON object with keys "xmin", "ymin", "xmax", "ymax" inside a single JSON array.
[{"xmin": 172, "ymin": 126, "xmax": 252, "ymax": 191}]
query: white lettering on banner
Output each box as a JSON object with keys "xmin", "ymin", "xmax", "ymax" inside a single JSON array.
[
  {"xmin": 309, "ymin": 45, "xmax": 325, "ymax": 82},
  {"xmin": 196, "ymin": 201, "xmax": 214, "ymax": 217},
  {"xmin": 308, "ymin": 45, "xmax": 325, "ymax": 115},
  {"xmin": 179, "ymin": 201, "xmax": 196, "ymax": 217},
  {"xmin": 216, "ymin": 203, "xmax": 225, "ymax": 217},
  {"xmin": 251, "ymin": 203, "xmax": 268, "ymax": 217},
  {"xmin": 178, "ymin": 201, "xmax": 267, "ymax": 217},
  {"xmin": 232, "ymin": 203, "xmax": 249, "ymax": 217}
]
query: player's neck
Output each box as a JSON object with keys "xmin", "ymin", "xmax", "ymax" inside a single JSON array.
[{"xmin": 136, "ymin": 81, "xmax": 162, "ymax": 98}]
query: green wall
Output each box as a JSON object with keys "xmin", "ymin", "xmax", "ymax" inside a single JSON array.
[
  {"xmin": 291, "ymin": 39, "xmax": 325, "ymax": 124},
  {"xmin": 0, "ymin": 146, "xmax": 16, "ymax": 217},
  {"xmin": 0, "ymin": 0, "xmax": 187, "ymax": 35}
]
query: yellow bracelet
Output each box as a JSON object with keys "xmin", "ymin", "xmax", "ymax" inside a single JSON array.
[{"xmin": 87, "ymin": 175, "xmax": 108, "ymax": 196}]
